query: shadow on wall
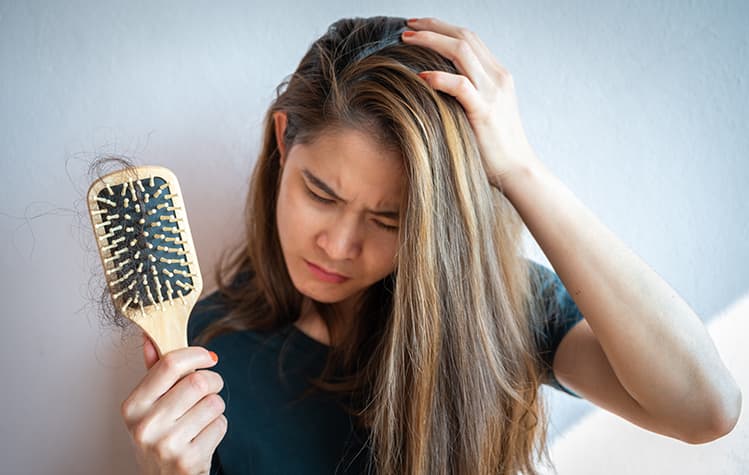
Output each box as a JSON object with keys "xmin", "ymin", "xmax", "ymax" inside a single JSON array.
[{"xmin": 543, "ymin": 292, "xmax": 749, "ymax": 475}]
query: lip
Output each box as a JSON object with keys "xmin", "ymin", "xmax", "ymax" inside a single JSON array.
[{"xmin": 305, "ymin": 260, "xmax": 350, "ymax": 283}]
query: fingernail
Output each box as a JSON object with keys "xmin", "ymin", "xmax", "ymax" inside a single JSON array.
[
  {"xmin": 407, "ymin": 18, "xmax": 419, "ymax": 23},
  {"xmin": 209, "ymin": 351, "xmax": 218, "ymax": 362},
  {"xmin": 417, "ymin": 72, "xmax": 430, "ymax": 79},
  {"xmin": 402, "ymin": 30, "xmax": 416, "ymax": 38}
]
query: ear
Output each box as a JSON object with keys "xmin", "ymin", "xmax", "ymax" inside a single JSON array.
[{"xmin": 273, "ymin": 111, "xmax": 288, "ymax": 168}]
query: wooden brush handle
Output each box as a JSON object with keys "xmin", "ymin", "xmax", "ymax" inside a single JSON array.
[{"xmin": 130, "ymin": 302, "xmax": 192, "ymax": 358}]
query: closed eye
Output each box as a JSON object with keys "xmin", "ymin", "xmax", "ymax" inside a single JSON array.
[
  {"xmin": 305, "ymin": 187, "xmax": 335, "ymax": 204},
  {"xmin": 375, "ymin": 221, "xmax": 399, "ymax": 232},
  {"xmin": 304, "ymin": 187, "xmax": 399, "ymax": 233}
]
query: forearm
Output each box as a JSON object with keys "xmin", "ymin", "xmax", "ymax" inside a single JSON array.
[{"xmin": 496, "ymin": 156, "xmax": 741, "ymax": 435}]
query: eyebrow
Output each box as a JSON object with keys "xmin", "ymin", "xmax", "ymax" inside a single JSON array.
[{"xmin": 301, "ymin": 168, "xmax": 400, "ymax": 219}]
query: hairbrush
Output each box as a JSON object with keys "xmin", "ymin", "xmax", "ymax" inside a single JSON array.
[{"xmin": 87, "ymin": 165, "xmax": 203, "ymax": 357}]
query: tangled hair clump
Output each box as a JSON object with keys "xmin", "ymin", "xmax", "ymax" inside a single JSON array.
[
  {"xmin": 196, "ymin": 16, "xmax": 557, "ymax": 475},
  {"xmin": 84, "ymin": 155, "xmax": 142, "ymax": 331}
]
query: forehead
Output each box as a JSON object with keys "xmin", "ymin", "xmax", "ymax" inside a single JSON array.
[{"xmin": 290, "ymin": 128, "xmax": 406, "ymax": 208}]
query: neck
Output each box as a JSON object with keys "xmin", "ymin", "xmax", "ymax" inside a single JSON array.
[
  {"xmin": 295, "ymin": 294, "xmax": 362, "ymax": 347},
  {"xmin": 294, "ymin": 300, "xmax": 331, "ymax": 346}
]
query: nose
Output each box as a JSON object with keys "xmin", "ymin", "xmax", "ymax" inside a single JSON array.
[{"xmin": 316, "ymin": 212, "xmax": 362, "ymax": 261}]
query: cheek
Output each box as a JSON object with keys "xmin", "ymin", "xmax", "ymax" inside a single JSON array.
[
  {"xmin": 364, "ymin": 236, "xmax": 399, "ymax": 278},
  {"xmin": 275, "ymin": 181, "xmax": 294, "ymax": 251},
  {"xmin": 277, "ymin": 184, "xmax": 317, "ymax": 250}
]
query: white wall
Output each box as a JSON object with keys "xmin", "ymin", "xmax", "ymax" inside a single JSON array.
[{"xmin": 1, "ymin": 1, "xmax": 746, "ymax": 474}]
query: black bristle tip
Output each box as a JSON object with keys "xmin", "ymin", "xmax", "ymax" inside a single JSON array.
[{"xmin": 95, "ymin": 176, "xmax": 194, "ymax": 312}]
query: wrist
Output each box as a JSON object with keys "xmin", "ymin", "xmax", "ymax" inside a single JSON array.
[{"xmin": 489, "ymin": 152, "xmax": 545, "ymax": 193}]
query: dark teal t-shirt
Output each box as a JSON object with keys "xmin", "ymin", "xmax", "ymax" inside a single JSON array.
[{"xmin": 189, "ymin": 261, "xmax": 584, "ymax": 475}]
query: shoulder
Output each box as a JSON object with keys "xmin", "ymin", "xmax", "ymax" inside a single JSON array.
[
  {"xmin": 526, "ymin": 259, "xmax": 583, "ymax": 331},
  {"xmin": 525, "ymin": 259, "xmax": 585, "ymax": 397},
  {"xmin": 528, "ymin": 260, "xmax": 581, "ymax": 316},
  {"xmin": 188, "ymin": 269, "xmax": 253, "ymax": 345},
  {"xmin": 187, "ymin": 289, "xmax": 229, "ymax": 345}
]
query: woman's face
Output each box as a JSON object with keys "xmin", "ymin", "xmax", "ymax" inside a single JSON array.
[{"xmin": 275, "ymin": 121, "xmax": 405, "ymax": 308}]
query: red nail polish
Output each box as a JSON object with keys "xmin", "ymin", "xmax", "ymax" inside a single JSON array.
[
  {"xmin": 209, "ymin": 351, "xmax": 218, "ymax": 362},
  {"xmin": 402, "ymin": 30, "xmax": 416, "ymax": 38},
  {"xmin": 407, "ymin": 18, "xmax": 419, "ymax": 24}
]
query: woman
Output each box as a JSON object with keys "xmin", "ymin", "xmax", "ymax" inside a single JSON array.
[{"xmin": 120, "ymin": 16, "xmax": 741, "ymax": 475}]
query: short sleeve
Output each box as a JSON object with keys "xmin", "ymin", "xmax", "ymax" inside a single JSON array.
[{"xmin": 529, "ymin": 261, "xmax": 585, "ymax": 398}]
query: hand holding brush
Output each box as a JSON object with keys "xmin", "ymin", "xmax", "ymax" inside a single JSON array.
[{"xmin": 87, "ymin": 166, "xmax": 226, "ymax": 474}]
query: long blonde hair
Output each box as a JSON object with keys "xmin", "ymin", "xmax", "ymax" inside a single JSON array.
[{"xmin": 195, "ymin": 16, "xmax": 554, "ymax": 475}]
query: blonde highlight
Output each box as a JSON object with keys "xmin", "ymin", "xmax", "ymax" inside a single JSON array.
[{"xmin": 195, "ymin": 16, "xmax": 555, "ymax": 475}]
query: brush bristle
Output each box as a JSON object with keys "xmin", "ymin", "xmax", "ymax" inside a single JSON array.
[{"xmin": 92, "ymin": 175, "xmax": 197, "ymax": 315}]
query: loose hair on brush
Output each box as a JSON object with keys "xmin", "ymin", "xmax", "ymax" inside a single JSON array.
[{"xmin": 194, "ymin": 15, "xmax": 557, "ymax": 475}]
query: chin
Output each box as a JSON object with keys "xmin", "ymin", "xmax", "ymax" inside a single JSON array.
[
  {"xmin": 302, "ymin": 292, "xmax": 345, "ymax": 304},
  {"xmin": 289, "ymin": 274, "xmax": 351, "ymax": 304}
]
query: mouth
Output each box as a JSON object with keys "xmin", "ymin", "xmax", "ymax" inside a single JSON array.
[{"xmin": 304, "ymin": 259, "xmax": 350, "ymax": 283}]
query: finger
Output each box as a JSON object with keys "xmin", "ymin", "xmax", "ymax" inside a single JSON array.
[
  {"xmin": 186, "ymin": 414, "xmax": 228, "ymax": 466},
  {"xmin": 142, "ymin": 332, "xmax": 159, "ymax": 370},
  {"xmin": 407, "ymin": 17, "xmax": 508, "ymax": 77},
  {"xmin": 407, "ymin": 16, "xmax": 467, "ymax": 38},
  {"xmin": 168, "ymin": 393, "xmax": 226, "ymax": 448},
  {"xmin": 402, "ymin": 29, "xmax": 493, "ymax": 91},
  {"xmin": 150, "ymin": 370, "xmax": 225, "ymax": 425},
  {"xmin": 418, "ymin": 70, "xmax": 485, "ymax": 117},
  {"xmin": 122, "ymin": 347, "xmax": 218, "ymax": 425}
]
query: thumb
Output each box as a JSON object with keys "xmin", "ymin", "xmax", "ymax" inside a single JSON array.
[{"xmin": 142, "ymin": 332, "xmax": 159, "ymax": 370}]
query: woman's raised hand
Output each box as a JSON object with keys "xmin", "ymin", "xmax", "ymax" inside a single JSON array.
[
  {"xmin": 402, "ymin": 17, "xmax": 540, "ymax": 188},
  {"xmin": 120, "ymin": 333, "xmax": 227, "ymax": 475}
]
